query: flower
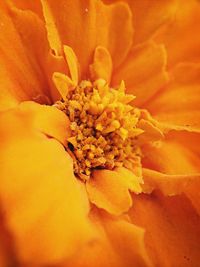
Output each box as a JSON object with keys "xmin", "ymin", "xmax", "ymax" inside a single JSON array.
[{"xmin": 0, "ymin": 0, "xmax": 200, "ymax": 266}]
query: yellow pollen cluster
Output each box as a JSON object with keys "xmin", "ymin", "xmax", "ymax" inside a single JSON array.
[{"xmin": 55, "ymin": 79, "xmax": 143, "ymax": 181}]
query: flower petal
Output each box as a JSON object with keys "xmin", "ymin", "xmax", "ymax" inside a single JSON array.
[
  {"xmin": 8, "ymin": 3, "xmax": 70, "ymax": 103},
  {"xmin": 41, "ymin": 0, "xmax": 133, "ymax": 76},
  {"xmin": 0, "ymin": 214, "xmax": 16, "ymax": 267},
  {"xmin": 130, "ymin": 193, "xmax": 200, "ymax": 267},
  {"xmin": 17, "ymin": 101, "xmax": 71, "ymax": 145},
  {"xmin": 0, "ymin": 102, "xmax": 95, "ymax": 265},
  {"xmin": 129, "ymin": 0, "xmax": 179, "ymax": 45},
  {"xmin": 9, "ymin": 0, "xmax": 43, "ymax": 17},
  {"xmin": 162, "ymin": 130, "xmax": 200, "ymax": 214},
  {"xmin": 102, "ymin": 215, "xmax": 152, "ymax": 267},
  {"xmin": 86, "ymin": 168, "xmax": 142, "ymax": 216},
  {"xmin": 138, "ymin": 119, "xmax": 164, "ymax": 144},
  {"xmin": 147, "ymin": 63, "xmax": 200, "ymax": 129},
  {"xmin": 154, "ymin": 0, "xmax": 200, "ymax": 67},
  {"xmin": 90, "ymin": 46, "xmax": 113, "ymax": 83},
  {"xmin": 0, "ymin": 2, "xmax": 49, "ymax": 110},
  {"xmin": 142, "ymin": 140, "xmax": 200, "ymax": 175},
  {"xmin": 142, "ymin": 168, "xmax": 200, "ymax": 217},
  {"xmin": 52, "ymin": 72, "xmax": 75, "ymax": 100},
  {"xmin": 63, "ymin": 45, "xmax": 79, "ymax": 85},
  {"xmin": 112, "ymin": 41, "xmax": 168, "ymax": 107},
  {"xmin": 142, "ymin": 168, "xmax": 199, "ymax": 195},
  {"xmin": 63, "ymin": 209, "xmax": 124, "ymax": 267},
  {"xmin": 65, "ymin": 208, "xmax": 152, "ymax": 267},
  {"xmin": 105, "ymin": 0, "xmax": 179, "ymax": 45}
]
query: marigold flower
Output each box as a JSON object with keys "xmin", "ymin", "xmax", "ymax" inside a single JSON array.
[{"xmin": 0, "ymin": 0, "xmax": 200, "ymax": 267}]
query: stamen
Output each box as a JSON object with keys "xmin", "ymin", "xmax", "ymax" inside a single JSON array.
[{"xmin": 55, "ymin": 79, "xmax": 143, "ymax": 181}]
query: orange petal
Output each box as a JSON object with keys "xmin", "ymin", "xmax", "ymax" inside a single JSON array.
[
  {"xmin": 142, "ymin": 135, "xmax": 200, "ymax": 215},
  {"xmin": 86, "ymin": 168, "xmax": 142, "ymax": 216},
  {"xmin": 112, "ymin": 41, "xmax": 168, "ymax": 107},
  {"xmin": 138, "ymin": 118, "xmax": 164, "ymax": 144},
  {"xmin": 17, "ymin": 101, "xmax": 71, "ymax": 145},
  {"xmin": 41, "ymin": 0, "xmax": 133, "ymax": 77},
  {"xmin": 8, "ymin": 3, "xmax": 70, "ymax": 103},
  {"xmin": 0, "ymin": 2, "xmax": 49, "ymax": 110},
  {"xmin": 40, "ymin": 0, "xmax": 62, "ymax": 55},
  {"xmin": 0, "ymin": 214, "xmax": 16, "ymax": 267},
  {"xmin": 9, "ymin": 0, "xmax": 43, "ymax": 18},
  {"xmin": 154, "ymin": 0, "xmax": 200, "ymax": 67},
  {"xmin": 142, "ymin": 168, "xmax": 199, "ymax": 195},
  {"xmin": 105, "ymin": 0, "xmax": 178, "ymax": 45},
  {"xmin": 142, "ymin": 139, "xmax": 200, "ymax": 175},
  {"xmin": 147, "ymin": 63, "xmax": 200, "ymax": 129},
  {"xmin": 90, "ymin": 46, "xmax": 112, "ymax": 83},
  {"xmin": 130, "ymin": 193, "xmax": 200, "ymax": 267},
  {"xmin": 142, "ymin": 168, "xmax": 200, "ymax": 217},
  {"xmin": 102, "ymin": 215, "xmax": 152, "ymax": 267},
  {"xmin": 129, "ymin": 0, "xmax": 179, "ymax": 45},
  {"xmin": 157, "ymin": 130, "xmax": 200, "ymax": 215},
  {"xmin": 65, "ymin": 208, "xmax": 152, "ymax": 267},
  {"xmin": 0, "ymin": 102, "xmax": 95, "ymax": 265},
  {"xmin": 62, "ymin": 209, "xmax": 124, "ymax": 267}
]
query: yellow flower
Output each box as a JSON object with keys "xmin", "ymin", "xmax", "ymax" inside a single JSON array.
[{"xmin": 0, "ymin": 0, "xmax": 200, "ymax": 267}]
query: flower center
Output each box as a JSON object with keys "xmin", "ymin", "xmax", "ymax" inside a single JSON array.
[{"xmin": 55, "ymin": 79, "xmax": 143, "ymax": 181}]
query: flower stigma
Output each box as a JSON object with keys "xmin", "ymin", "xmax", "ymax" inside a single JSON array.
[{"xmin": 55, "ymin": 79, "xmax": 144, "ymax": 181}]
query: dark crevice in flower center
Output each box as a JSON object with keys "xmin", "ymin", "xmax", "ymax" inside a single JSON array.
[{"xmin": 55, "ymin": 79, "xmax": 143, "ymax": 181}]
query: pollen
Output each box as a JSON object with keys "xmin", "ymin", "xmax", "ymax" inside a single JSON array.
[{"xmin": 55, "ymin": 79, "xmax": 144, "ymax": 181}]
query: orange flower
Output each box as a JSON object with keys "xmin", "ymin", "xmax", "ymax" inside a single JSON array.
[{"xmin": 0, "ymin": 1, "xmax": 200, "ymax": 267}]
